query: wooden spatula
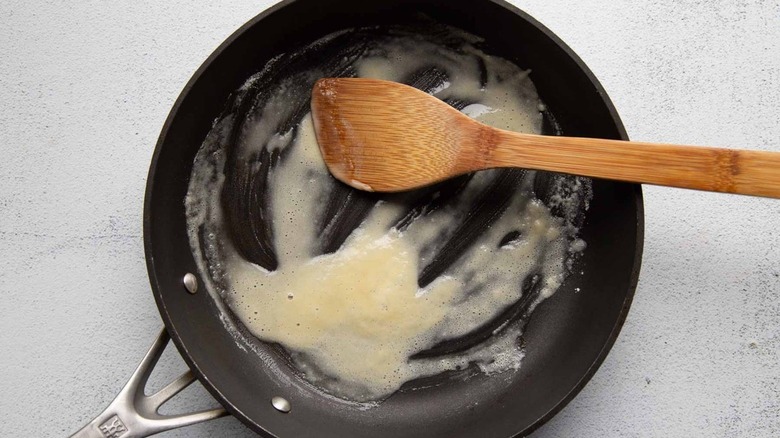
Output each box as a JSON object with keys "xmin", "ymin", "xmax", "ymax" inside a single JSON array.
[{"xmin": 311, "ymin": 78, "xmax": 780, "ymax": 198}]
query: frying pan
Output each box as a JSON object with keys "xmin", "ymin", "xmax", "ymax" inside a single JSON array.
[{"xmin": 72, "ymin": 0, "xmax": 643, "ymax": 437}]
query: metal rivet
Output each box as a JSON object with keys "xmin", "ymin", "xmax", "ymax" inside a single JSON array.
[
  {"xmin": 183, "ymin": 273, "xmax": 198, "ymax": 294},
  {"xmin": 271, "ymin": 396, "xmax": 291, "ymax": 413}
]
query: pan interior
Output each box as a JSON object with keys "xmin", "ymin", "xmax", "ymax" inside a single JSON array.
[
  {"xmin": 146, "ymin": 1, "xmax": 642, "ymax": 437},
  {"xmin": 186, "ymin": 19, "xmax": 594, "ymax": 404}
]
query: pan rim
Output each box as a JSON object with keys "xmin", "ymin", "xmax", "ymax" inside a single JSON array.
[{"xmin": 143, "ymin": 1, "xmax": 644, "ymax": 436}]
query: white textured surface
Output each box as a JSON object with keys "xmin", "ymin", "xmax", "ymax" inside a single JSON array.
[{"xmin": 1, "ymin": 1, "xmax": 778, "ymax": 437}]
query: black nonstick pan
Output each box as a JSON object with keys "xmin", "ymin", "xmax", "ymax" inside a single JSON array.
[{"xmin": 72, "ymin": 1, "xmax": 643, "ymax": 437}]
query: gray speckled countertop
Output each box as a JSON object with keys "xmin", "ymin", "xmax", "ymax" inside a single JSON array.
[{"xmin": 1, "ymin": 1, "xmax": 778, "ymax": 437}]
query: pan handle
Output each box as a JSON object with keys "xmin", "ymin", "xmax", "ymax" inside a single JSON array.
[{"xmin": 70, "ymin": 328, "xmax": 228, "ymax": 438}]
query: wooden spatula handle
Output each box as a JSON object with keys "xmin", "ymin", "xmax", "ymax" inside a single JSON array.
[{"xmin": 490, "ymin": 131, "xmax": 780, "ymax": 198}]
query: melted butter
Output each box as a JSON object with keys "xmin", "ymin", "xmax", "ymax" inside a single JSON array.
[
  {"xmin": 185, "ymin": 28, "xmax": 591, "ymax": 403},
  {"xmin": 230, "ymin": 220, "xmax": 464, "ymax": 397}
]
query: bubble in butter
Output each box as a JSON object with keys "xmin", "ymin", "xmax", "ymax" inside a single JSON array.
[{"xmin": 185, "ymin": 25, "xmax": 591, "ymax": 403}]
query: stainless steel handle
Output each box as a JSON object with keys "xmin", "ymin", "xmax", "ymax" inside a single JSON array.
[{"xmin": 70, "ymin": 328, "xmax": 228, "ymax": 438}]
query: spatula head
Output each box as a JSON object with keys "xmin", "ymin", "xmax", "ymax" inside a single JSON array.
[{"xmin": 311, "ymin": 78, "xmax": 482, "ymax": 192}]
